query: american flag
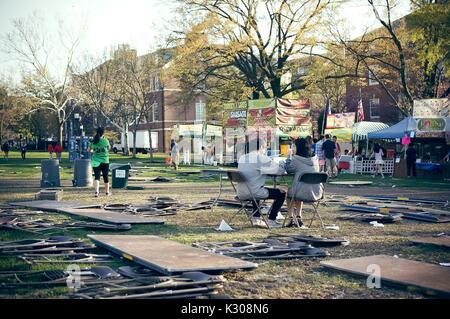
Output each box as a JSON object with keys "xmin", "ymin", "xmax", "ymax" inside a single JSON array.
[{"xmin": 357, "ymin": 98, "xmax": 364, "ymax": 122}]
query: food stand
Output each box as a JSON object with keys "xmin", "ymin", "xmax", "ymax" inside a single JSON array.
[
  {"xmin": 367, "ymin": 98, "xmax": 450, "ymax": 179},
  {"xmin": 222, "ymin": 98, "xmax": 313, "ymax": 163}
]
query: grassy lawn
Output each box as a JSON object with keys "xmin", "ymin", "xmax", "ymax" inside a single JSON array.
[
  {"xmin": 0, "ymin": 151, "xmax": 213, "ymax": 182},
  {"xmin": 0, "ymin": 152, "xmax": 449, "ymax": 299}
]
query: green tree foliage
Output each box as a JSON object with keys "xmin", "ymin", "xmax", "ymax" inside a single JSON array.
[
  {"xmin": 405, "ymin": 1, "xmax": 450, "ymax": 98},
  {"xmin": 171, "ymin": 0, "xmax": 336, "ymax": 101}
]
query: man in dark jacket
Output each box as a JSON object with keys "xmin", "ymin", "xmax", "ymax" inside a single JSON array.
[
  {"xmin": 405, "ymin": 144, "xmax": 417, "ymax": 177},
  {"xmin": 2, "ymin": 142, "xmax": 10, "ymax": 160},
  {"xmin": 322, "ymin": 134, "xmax": 337, "ymax": 177}
]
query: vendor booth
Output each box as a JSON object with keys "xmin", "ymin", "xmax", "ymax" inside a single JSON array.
[
  {"xmin": 325, "ymin": 119, "xmax": 389, "ymax": 174},
  {"xmin": 172, "ymin": 123, "xmax": 223, "ymax": 165},
  {"xmin": 222, "ymin": 98, "xmax": 312, "ymax": 164},
  {"xmin": 351, "ymin": 121, "xmax": 390, "ymax": 175},
  {"xmin": 367, "ymin": 99, "xmax": 450, "ymax": 179},
  {"xmin": 367, "ymin": 117, "xmax": 419, "ymax": 177}
]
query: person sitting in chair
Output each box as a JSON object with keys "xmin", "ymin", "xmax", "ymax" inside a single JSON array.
[
  {"xmin": 237, "ymin": 138, "xmax": 286, "ymax": 229},
  {"xmin": 285, "ymin": 138, "xmax": 323, "ymax": 227}
]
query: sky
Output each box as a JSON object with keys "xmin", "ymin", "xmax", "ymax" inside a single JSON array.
[{"xmin": 0, "ymin": 0, "xmax": 411, "ymax": 81}]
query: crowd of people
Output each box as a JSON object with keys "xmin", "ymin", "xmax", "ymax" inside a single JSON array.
[
  {"xmin": 311, "ymin": 134, "xmax": 342, "ymax": 178},
  {"xmin": 1, "ymin": 141, "xmax": 64, "ymax": 161}
]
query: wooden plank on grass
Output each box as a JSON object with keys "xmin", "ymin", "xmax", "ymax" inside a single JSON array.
[
  {"xmin": 88, "ymin": 235, "xmax": 257, "ymax": 274},
  {"xmin": 9, "ymin": 200, "xmax": 99, "ymax": 211},
  {"xmin": 321, "ymin": 255, "xmax": 450, "ymax": 296},
  {"xmin": 58, "ymin": 208, "xmax": 164, "ymax": 225},
  {"xmin": 411, "ymin": 236, "xmax": 450, "ymax": 249}
]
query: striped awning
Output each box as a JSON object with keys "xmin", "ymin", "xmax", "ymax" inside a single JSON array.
[{"xmin": 352, "ymin": 121, "xmax": 389, "ymax": 142}]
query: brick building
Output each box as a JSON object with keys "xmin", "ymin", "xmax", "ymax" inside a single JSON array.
[{"xmin": 126, "ymin": 49, "xmax": 208, "ymax": 153}]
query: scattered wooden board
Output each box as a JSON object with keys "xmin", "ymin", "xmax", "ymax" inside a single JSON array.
[
  {"xmin": 321, "ymin": 255, "xmax": 450, "ymax": 296},
  {"xmin": 402, "ymin": 212, "xmax": 450, "ymax": 223},
  {"xmin": 58, "ymin": 208, "xmax": 164, "ymax": 225},
  {"xmin": 88, "ymin": 235, "xmax": 257, "ymax": 274},
  {"xmin": 9, "ymin": 200, "xmax": 99, "ymax": 212},
  {"xmin": 360, "ymin": 195, "xmax": 448, "ymax": 206},
  {"xmin": 328, "ymin": 181, "xmax": 373, "ymax": 186},
  {"xmin": 411, "ymin": 236, "xmax": 450, "ymax": 249}
]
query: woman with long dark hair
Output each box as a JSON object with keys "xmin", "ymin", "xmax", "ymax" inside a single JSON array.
[
  {"xmin": 285, "ymin": 138, "xmax": 322, "ymax": 227},
  {"xmin": 88, "ymin": 127, "xmax": 110, "ymax": 197}
]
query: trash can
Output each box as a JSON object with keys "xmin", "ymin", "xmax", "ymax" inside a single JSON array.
[
  {"xmin": 73, "ymin": 159, "xmax": 93, "ymax": 187},
  {"xmin": 110, "ymin": 163, "xmax": 131, "ymax": 189},
  {"xmin": 41, "ymin": 159, "xmax": 61, "ymax": 187}
]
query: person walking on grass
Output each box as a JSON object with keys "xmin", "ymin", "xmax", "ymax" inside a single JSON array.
[
  {"xmin": 20, "ymin": 141, "xmax": 27, "ymax": 160},
  {"xmin": 88, "ymin": 127, "xmax": 110, "ymax": 197},
  {"xmin": 170, "ymin": 139, "xmax": 180, "ymax": 171},
  {"xmin": 322, "ymin": 134, "xmax": 337, "ymax": 178},
  {"xmin": 47, "ymin": 143, "xmax": 54, "ymax": 159},
  {"xmin": 315, "ymin": 135, "xmax": 325, "ymax": 172},
  {"xmin": 54, "ymin": 143, "xmax": 63, "ymax": 161},
  {"xmin": 2, "ymin": 141, "xmax": 9, "ymax": 160},
  {"xmin": 370, "ymin": 143, "xmax": 385, "ymax": 178}
]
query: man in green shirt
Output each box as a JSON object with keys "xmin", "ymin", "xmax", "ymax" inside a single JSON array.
[{"xmin": 88, "ymin": 127, "xmax": 110, "ymax": 197}]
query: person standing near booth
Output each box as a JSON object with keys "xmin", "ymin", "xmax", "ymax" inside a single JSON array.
[
  {"xmin": 88, "ymin": 127, "xmax": 110, "ymax": 197},
  {"xmin": 370, "ymin": 143, "xmax": 385, "ymax": 178},
  {"xmin": 315, "ymin": 135, "xmax": 325, "ymax": 172},
  {"xmin": 406, "ymin": 144, "xmax": 417, "ymax": 178},
  {"xmin": 322, "ymin": 134, "xmax": 337, "ymax": 178}
]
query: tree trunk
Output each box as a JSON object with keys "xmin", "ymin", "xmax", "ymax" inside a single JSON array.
[
  {"xmin": 147, "ymin": 128, "xmax": 154, "ymax": 162},
  {"xmin": 58, "ymin": 117, "xmax": 64, "ymax": 144},
  {"xmin": 132, "ymin": 129, "xmax": 137, "ymax": 158},
  {"xmin": 123, "ymin": 120, "xmax": 130, "ymax": 156},
  {"xmin": 270, "ymin": 78, "xmax": 282, "ymax": 98}
]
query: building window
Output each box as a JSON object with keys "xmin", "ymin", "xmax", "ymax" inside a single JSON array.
[
  {"xmin": 150, "ymin": 75, "xmax": 160, "ymax": 91},
  {"xmin": 368, "ymin": 70, "xmax": 379, "ymax": 86},
  {"xmin": 195, "ymin": 100, "xmax": 206, "ymax": 122},
  {"xmin": 152, "ymin": 103, "xmax": 158, "ymax": 122},
  {"xmin": 369, "ymin": 97, "xmax": 380, "ymax": 120}
]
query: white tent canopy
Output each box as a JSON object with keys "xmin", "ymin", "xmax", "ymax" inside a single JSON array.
[{"xmin": 352, "ymin": 121, "xmax": 389, "ymax": 142}]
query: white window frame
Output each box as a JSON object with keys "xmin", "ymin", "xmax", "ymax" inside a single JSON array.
[
  {"xmin": 152, "ymin": 102, "xmax": 158, "ymax": 122},
  {"xmin": 369, "ymin": 97, "xmax": 380, "ymax": 120},
  {"xmin": 149, "ymin": 75, "xmax": 160, "ymax": 91},
  {"xmin": 195, "ymin": 100, "xmax": 206, "ymax": 122},
  {"xmin": 368, "ymin": 70, "xmax": 379, "ymax": 86}
]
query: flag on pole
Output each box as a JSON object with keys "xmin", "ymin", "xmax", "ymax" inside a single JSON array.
[
  {"xmin": 357, "ymin": 98, "xmax": 364, "ymax": 122},
  {"xmin": 322, "ymin": 96, "xmax": 331, "ymax": 134}
]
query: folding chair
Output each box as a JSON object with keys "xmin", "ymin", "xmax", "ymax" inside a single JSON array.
[
  {"xmin": 226, "ymin": 171, "xmax": 271, "ymax": 228},
  {"xmin": 283, "ymin": 172, "xmax": 328, "ymax": 228}
]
